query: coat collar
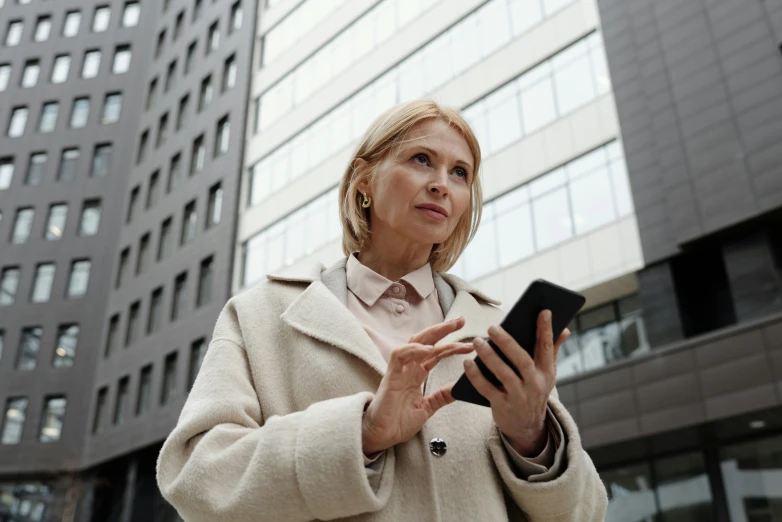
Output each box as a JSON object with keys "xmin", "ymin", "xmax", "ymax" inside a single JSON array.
[{"xmin": 267, "ymin": 257, "xmax": 502, "ymax": 376}]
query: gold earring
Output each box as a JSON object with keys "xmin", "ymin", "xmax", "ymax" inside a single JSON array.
[{"xmin": 361, "ymin": 193, "xmax": 371, "ymax": 208}]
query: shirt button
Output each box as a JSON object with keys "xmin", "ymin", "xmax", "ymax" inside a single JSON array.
[
  {"xmin": 396, "ymin": 304, "xmax": 405, "ymax": 313},
  {"xmin": 430, "ymin": 438, "xmax": 447, "ymax": 457},
  {"xmin": 392, "ymin": 286, "xmax": 400, "ymax": 293}
]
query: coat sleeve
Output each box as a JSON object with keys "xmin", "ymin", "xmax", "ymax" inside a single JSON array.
[
  {"xmin": 156, "ymin": 302, "xmax": 395, "ymax": 522},
  {"xmin": 487, "ymin": 389, "xmax": 608, "ymax": 521}
]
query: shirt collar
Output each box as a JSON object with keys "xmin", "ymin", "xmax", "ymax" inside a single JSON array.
[{"xmin": 345, "ymin": 253, "xmax": 435, "ymax": 306}]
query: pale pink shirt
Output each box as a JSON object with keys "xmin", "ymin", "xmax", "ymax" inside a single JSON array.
[{"xmin": 346, "ymin": 254, "xmax": 555, "ymax": 474}]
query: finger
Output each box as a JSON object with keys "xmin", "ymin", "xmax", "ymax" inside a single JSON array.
[
  {"xmin": 423, "ymin": 384, "xmax": 455, "ymax": 416},
  {"xmin": 463, "ymin": 359, "xmax": 505, "ymax": 404},
  {"xmin": 409, "ymin": 316, "xmax": 465, "ymax": 346},
  {"xmin": 553, "ymin": 328, "xmax": 570, "ymax": 363},
  {"xmin": 422, "ymin": 343, "xmax": 474, "ymax": 372},
  {"xmin": 473, "ymin": 337, "xmax": 522, "ymax": 391},
  {"xmin": 535, "ymin": 310, "xmax": 556, "ymax": 375},
  {"xmin": 388, "ymin": 343, "xmax": 432, "ymax": 373},
  {"xmin": 486, "ymin": 326, "xmax": 535, "ymax": 383}
]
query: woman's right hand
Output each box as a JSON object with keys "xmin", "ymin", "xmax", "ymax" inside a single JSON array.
[{"xmin": 361, "ymin": 317, "xmax": 473, "ymax": 455}]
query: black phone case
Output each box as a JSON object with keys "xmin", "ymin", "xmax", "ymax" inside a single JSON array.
[{"xmin": 451, "ymin": 279, "xmax": 586, "ymax": 407}]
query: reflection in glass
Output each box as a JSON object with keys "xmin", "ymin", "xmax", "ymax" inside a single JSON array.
[{"xmin": 721, "ymin": 434, "xmax": 782, "ymax": 521}]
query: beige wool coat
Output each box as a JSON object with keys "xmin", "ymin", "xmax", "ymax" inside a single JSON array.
[{"xmin": 157, "ymin": 257, "xmax": 608, "ymax": 521}]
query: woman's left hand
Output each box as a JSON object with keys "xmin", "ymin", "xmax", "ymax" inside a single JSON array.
[{"xmin": 462, "ymin": 310, "xmax": 570, "ymax": 457}]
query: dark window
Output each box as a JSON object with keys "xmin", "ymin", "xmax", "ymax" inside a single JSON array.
[
  {"xmin": 104, "ymin": 314, "xmax": 119, "ymax": 357},
  {"xmin": 52, "ymin": 324, "xmax": 79, "ymax": 368},
  {"xmin": 157, "ymin": 113, "xmax": 169, "ymax": 147},
  {"xmin": 198, "ymin": 75, "xmax": 212, "ymax": 111},
  {"xmin": 185, "ymin": 41, "xmax": 196, "ymax": 74},
  {"xmin": 207, "ymin": 21, "xmax": 219, "ymax": 55},
  {"xmin": 193, "ymin": 0, "xmax": 203, "ymax": 21},
  {"xmin": 174, "ymin": 10, "xmax": 184, "ymax": 41},
  {"xmin": 188, "ymin": 338, "xmax": 207, "ymax": 390},
  {"xmin": 197, "ymin": 256, "xmax": 213, "ymax": 307},
  {"xmin": 136, "ymin": 365, "xmax": 152, "ymax": 415},
  {"xmin": 222, "ymin": 54, "xmax": 236, "ymax": 92},
  {"xmin": 167, "ymin": 153, "xmax": 183, "ymax": 193},
  {"xmin": 207, "ymin": 182, "xmax": 223, "ymax": 229},
  {"xmin": 92, "ymin": 387, "xmax": 107, "ymax": 434},
  {"xmin": 25, "ymin": 152, "xmax": 47, "ymax": 185},
  {"xmin": 125, "ymin": 301, "xmax": 140, "ymax": 346},
  {"xmin": 155, "ymin": 29, "xmax": 166, "ymax": 59},
  {"xmin": 176, "ymin": 94, "xmax": 190, "ymax": 131},
  {"xmin": 146, "ymin": 170, "xmax": 160, "ymax": 209},
  {"xmin": 147, "ymin": 287, "xmax": 163, "ymax": 334},
  {"xmin": 215, "ymin": 115, "xmax": 230, "ymax": 156},
  {"xmin": 127, "ymin": 186, "xmax": 139, "ymax": 224},
  {"xmin": 113, "ymin": 376, "xmax": 129, "ymax": 425},
  {"xmin": 78, "ymin": 199, "xmax": 101, "ymax": 236},
  {"xmin": 158, "ymin": 217, "xmax": 173, "ymax": 261},
  {"xmin": 16, "ymin": 326, "xmax": 42, "ymax": 371},
  {"xmin": 91, "ymin": 143, "xmax": 112, "ymax": 177},
  {"xmin": 116, "ymin": 247, "xmax": 130, "ymax": 289},
  {"xmin": 136, "ymin": 233, "xmax": 151, "ymax": 275},
  {"xmin": 1, "ymin": 397, "xmax": 28, "ymax": 445},
  {"xmin": 44, "ymin": 203, "xmax": 67, "ymax": 240},
  {"xmin": 137, "ymin": 129, "xmax": 149, "ymax": 164},
  {"xmin": 181, "ymin": 200, "xmax": 197, "ymax": 245},
  {"xmin": 172, "ymin": 272, "xmax": 187, "ymax": 321},
  {"xmin": 58, "ymin": 148, "xmax": 79, "ymax": 181},
  {"xmin": 161, "ymin": 352, "xmax": 177, "ymax": 405},
  {"xmin": 165, "ymin": 60, "xmax": 176, "ymax": 92},
  {"xmin": 39, "ymin": 396, "xmax": 66, "ymax": 442},
  {"xmin": 146, "ymin": 78, "xmax": 158, "ymax": 110},
  {"xmin": 0, "ymin": 267, "xmax": 20, "ymax": 306},
  {"xmin": 230, "ymin": 2, "xmax": 242, "ymax": 33},
  {"xmin": 190, "ymin": 134, "xmax": 205, "ymax": 175}
]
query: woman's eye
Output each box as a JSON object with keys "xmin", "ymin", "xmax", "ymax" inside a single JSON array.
[
  {"xmin": 454, "ymin": 168, "xmax": 468, "ymax": 180},
  {"xmin": 413, "ymin": 153, "xmax": 428, "ymax": 165}
]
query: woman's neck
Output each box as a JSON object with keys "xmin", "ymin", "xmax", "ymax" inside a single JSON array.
[{"xmin": 357, "ymin": 243, "xmax": 432, "ymax": 282}]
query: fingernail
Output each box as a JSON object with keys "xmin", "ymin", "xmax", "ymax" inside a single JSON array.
[
  {"xmin": 450, "ymin": 316, "xmax": 463, "ymax": 323},
  {"xmin": 544, "ymin": 310, "xmax": 552, "ymax": 322},
  {"xmin": 474, "ymin": 337, "xmax": 485, "ymax": 346},
  {"xmin": 464, "ymin": 359, "xmax": 474, "ymax": 368},
  {"xmin": 488, "ymin": 325, "xmax": 499, "ymax": 335}
]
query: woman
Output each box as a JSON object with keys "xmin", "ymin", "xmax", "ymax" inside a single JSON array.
[{"xmin": 157, "ymin": 100, "xmax": 607, "ymax": 521}]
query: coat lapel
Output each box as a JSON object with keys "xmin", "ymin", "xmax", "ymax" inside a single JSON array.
[{"xmin": 267, "ymin": 258, "xmax": 503, "ymax": 376}]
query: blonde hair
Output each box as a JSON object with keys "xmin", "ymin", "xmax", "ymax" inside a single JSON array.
[{"xmin": 338, "ymin": 99, "xmax": 483, "ymax": 273}]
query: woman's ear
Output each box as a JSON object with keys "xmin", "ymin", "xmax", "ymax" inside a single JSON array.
[{"xmin": 355, "ymin": 158, "xmax": 370, "ymax": 195}]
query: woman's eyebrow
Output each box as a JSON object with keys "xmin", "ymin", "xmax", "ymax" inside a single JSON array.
[{"xmin": 413, "ymin": 145, "xmax": 474, "ymax": 172}]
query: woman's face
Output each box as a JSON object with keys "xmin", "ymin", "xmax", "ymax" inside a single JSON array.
[{"xmin": 359, "ymin": 118, "xmax": 474, "ymax": 249}]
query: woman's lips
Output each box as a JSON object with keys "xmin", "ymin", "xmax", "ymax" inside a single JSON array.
[{"xmin": 417, "ymin": 207, "xmax": 447, "ymax": 221}]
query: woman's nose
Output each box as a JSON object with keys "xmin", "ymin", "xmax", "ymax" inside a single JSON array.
[{"xmin": 428, "ymin": 170, "xmax": 449, "ymax": 197}]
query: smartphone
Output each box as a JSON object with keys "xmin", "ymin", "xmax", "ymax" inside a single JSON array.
[{"xmin": 451, "ymin": 279, "xmax": 585, "ymax": 407}]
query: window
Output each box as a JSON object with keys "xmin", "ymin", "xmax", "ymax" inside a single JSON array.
[
  {"xmin": 163, "ymin": 0, "xmax": 171, "ymax": 13},
  {"xmin": 93, "ymin": 6, "xmax": 111, "ymax": 33},
  {"xmin": 122, "ymin": 2, "xmax": 140, "ymax": 27},
  {"xmin": 185, "ymin": 41, "xmax": 196, "ymax": 74},
  {"xmin": 172, "ymin": 272, "xmax": 187, "ymax": 321},
  {"xmin": 21, "ymin": 60, "xmax": 40, "ymax": 88},
  {"xmin": 82, "ymin": 50, "xmax": 101, "ymax": 78},
  {"xmin": 127, "ymin": 186, "xmax": 139, "ymax": 224},
  {"xmin": 177, "ymin": 94, "xmax": 190, "ymax": 131},
  {"xmin": 125, "ymin": 301, "xmax": 140, "ymax": 346},
  {"xmin": 101, "ymin": 93, "xmax": 122, "ymax": 124},
  {"xmin": 161, "ymin": 352, "xmax": 178, "ymax": 405},
  {"xmin": 174, "ymin": 11, "xmax": 184, "ymax": 41},
  {"xmin": 181, "ymin": 201, "xmax": 197, "ymax": 245},
  {"xmin": 147, "ymin": 287, "xmax": 163, "ymax": 334},
  {"xmin": 105, "ymin": 315, "xmax": 119, "ymax": 357},
  {"xmin": 39, "ymin": 397, "xmax": 66, "ymax": 443},
  {"xmin": 197, "ymin": 256, "xmax": 213, "ymax": 307},
  {"xmin": 207, "ymin": 183, "xmax": 223, "ymax": 229},
  {"xmin": 113, "ymin": 377, "xmax": 129, "ymax": 425},
  {"xmin": 0, "ymin": 157, "xmax": 13, "ymax": 189},
  {"xmin": 157, "ymin": 113, "xmax": 169, "ymax": 147},
  {"xmin": 39, "ymin": 102, "xmax": 59, "ymax": 133},
  {"xmin": 198, "ymin": 75, "xmax": 213, "ymax": 111},
  {"xmin": 5, "ymin": 21, "xmax": 23, "ymax": 47},
  {"xmin": 70, "ymin": 98, "xmax": 90, "ymax": 128},
  {"xmin": 167, "ymin": 153, "xmax": 183, "ymax": 193},
  {"xmin": 193, "ymin": 0, "xmax": 203, "ymax": 22},
  {"xmin": 11, "ymin": 207, "xmax": 34, "ymax": 244},
  {"xmin": 146, "ymin": 78, "xmax": 158, "ymax": 111},
  {"xmin": 230, "ymin": 2, "xmax": 243, "ymax": 33},
  {"xmin": 156, "ymin": 29, "xmax": 166, "ymax": 59},
  {"xmin": 25, "ymin": 152, "xmax": 47, "ymax": 185},
  {"xmin": 165, "ymin": 60, "xmax": 177, "ymax": 92},
  {"xmin": 53, "ymin": 325, "xmax": 79, "ymax": 368},
  {"xmin": 66, "ymin": 260, "xmax": 91, "ymax": 299},
  {"xmin": 113, "ymin": 45, "xmax": 131, "ymax": 74},
  {"xmin": 1, "ymin": 267, "xmax": 20, "ymax": 306},
  {"xmin": 215, "ymin": 116, "xmax": 230, "ymax": 156},
  {"xmin": 91, "ymin": 144, "xmax": 112, "ymax": 177},
  {"xmin": 34, "ymin": 16, "xmax": 52, "ymax": 42},
  {"xmin": 51, "ymin": 55, "xmax": 71, "ymax": 84},
  {"xmin": 207, "ymin": 21, "xmax": 219, "ymax": 55},
  {"xmin": 136, "ymin": 365, "xmax": 152, "ymax": 415},
  {"xmin": 8, "ymin": 107, "xmax": 28, "ymax": 137},
  {"xmin": 137, "ymin": 130, "xmax": 149, "ymax": 164},
  {"xmin": 0, "ymin": 64, "xmax": 10, "ymax": 91},
  {"xmin": 136, "ymin": 233, "xmax": 151, "ymax": 274},
  {"xmin": 191, "ymin": 135, "xmax": 206, "ymax": 175},
  {"xmin": 92, "ymin": 388, "xmax": 107, "ymax": 434},
  {"xmin": 158, "ymin": 217, "xmax": 173, "ymax": 261},
  {"xmin": 63, "ymin": 11, "xmax": 81, "ymax": 38},
  {"xmin": 58, "ymin": 148, "xmax": 79, "ymax": 181},
  {"xmin": 16, "ymin": 326, "xmax": 42, "ymax": 370},
  {"xmin": 188, "ymin": 338, "xmax": 207, "ymax": 390},
  {"xmin": 78, "ymin": 200, "xmax": 101, "ymax": 236},
  {"xmin": 1, "ymin": 398, "xmax": 28, "ymax": 444},
  {"xmin": 222, "ymin": 54, "xmax": 236, "ymax": 92},
  {"xmin": 44, "ymin": 203, "xmax": 67, "ymax": 240},
  {"xmin": 116, "ymin": 248, "xmax": 129, "ymax": 289},
  {"xmin": 146, "ymin": 171, "xmax": 160, "ymax": 208}
]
